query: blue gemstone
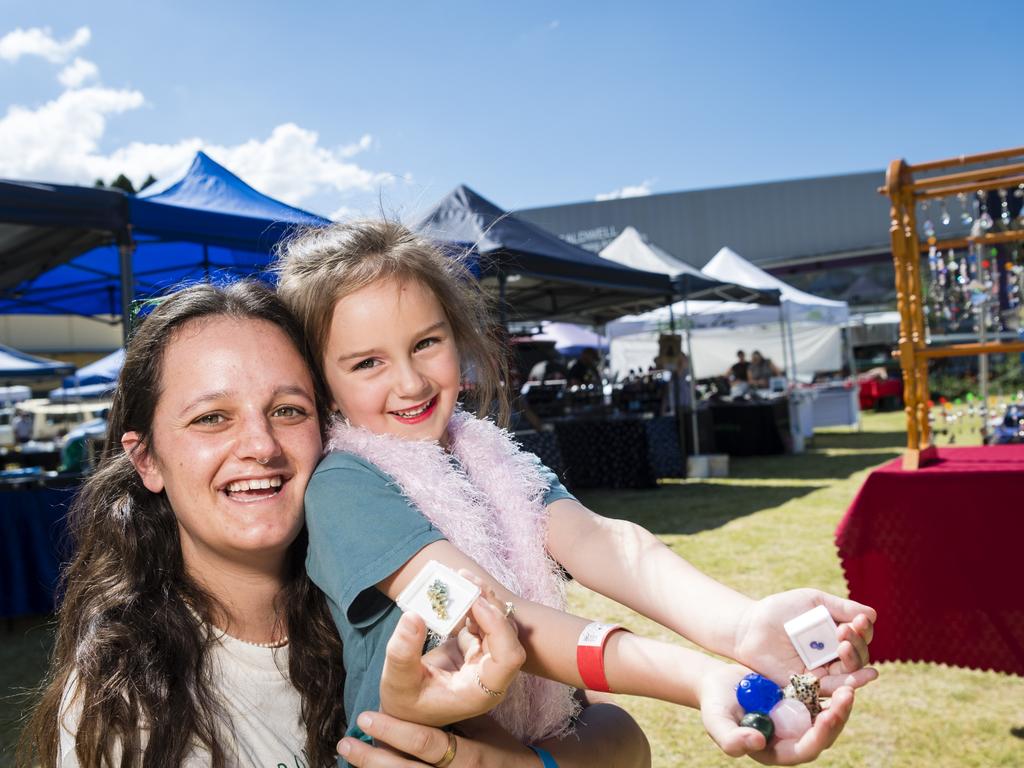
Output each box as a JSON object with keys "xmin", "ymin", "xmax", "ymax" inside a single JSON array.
[{"xmin": 735, "ymin": 673, "xmax": 782, "ymax": 714}]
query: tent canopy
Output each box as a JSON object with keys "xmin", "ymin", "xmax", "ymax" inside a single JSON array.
[
  {"xmin": 607, "ymin": 246, "xmax": 849, "ymax": 378},
  {"xmin": 62, "ymin": 348, "xmax": 123, "ymax": 388},
  {"xmin": 0, "ymin": 180, "xmax": 129, "ymax": 294},
  {"xmin": 417, "ymin": 185, "xmax": 674, "ymax": 324},
  {"xmin": 599, "ymin": 227, "xmax": 778, "ymax": 304},
  {"xmin": 703, "ymin": 247, "xmax": 848, "ymax": 324},
  {"xmin": 0, "ymin": 153, "xmax": 328, "ymax": 318},
  {"xmin": 0, "ymin": 343, "xmax": 74, "ymax": 378}
]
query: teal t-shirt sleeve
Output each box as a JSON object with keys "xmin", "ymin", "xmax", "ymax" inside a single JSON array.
[
  {"xmin": 534, "ymin": 455, "xmax": 576, "ymax": 506},
  {"xmin": 304, "ymin": 452, "xmax": 445, "ymax": 628}
]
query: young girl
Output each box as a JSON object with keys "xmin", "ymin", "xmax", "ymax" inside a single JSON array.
[{"xmin": 275, "ymin": 220, "xmax": 875, "ymax": 763}]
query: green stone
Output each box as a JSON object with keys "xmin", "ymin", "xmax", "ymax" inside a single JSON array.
[{"xmin": 740, "ymin": 711, "xmax": 775, "ymax": 742}]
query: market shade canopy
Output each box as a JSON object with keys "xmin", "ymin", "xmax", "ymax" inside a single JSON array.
[
  {"xmin": 0, "ymin": 343, "xmax": 74, "ymax": 379},
  {"xmin": 0, "ymin": 152, "xmax": 328, "ymax": 318},
  {"xmin": 702, "ymin": 246, "xmax": 848, "ymax": 324},
  {"xmin": 62, "ymin": 348, "xmax": 123, "ymax": 388},
  {"xmin": 0, "ymin": 180, "xmax": 129, "ymax": 297},
  {"xmin": 599, "ymin": 227, "xmax": 779, "ymax": 304},
  {"xmin": 416, "ymin": 185, "xmax": 674, "ymax": 325}
]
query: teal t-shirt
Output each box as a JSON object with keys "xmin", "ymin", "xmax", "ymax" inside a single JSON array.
[{"xmin": 303, "ymin": 449, "xmax": 574, "ymax": 754}]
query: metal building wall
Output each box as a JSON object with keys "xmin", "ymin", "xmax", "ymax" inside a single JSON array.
[{"xmin": 516, "ymin": 170, "xmax": 893, "ymax": 269}]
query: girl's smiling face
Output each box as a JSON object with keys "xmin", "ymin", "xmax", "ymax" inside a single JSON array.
[{"xmin": 323, "ymin": 278, "xmax": 462, "ymax": 444}]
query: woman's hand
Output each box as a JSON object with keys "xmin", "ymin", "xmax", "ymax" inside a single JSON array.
[
  {"xmin": 732, "ymin": 589, "xmax": 877, "ymax": 694},
  {"xmin": 699, "ymin": 662, "xmax": 856, "ymax": 765},
  {"xmin": 338, "ymin": 712, "xmax": 534, "ymax": 768},
  {"xmin": 379, "ymin": 578, "xmax": 526, "ymax": 727}
]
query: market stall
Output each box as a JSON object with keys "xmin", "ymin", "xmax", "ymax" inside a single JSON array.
[{"xmin": 838, "ymin": 145, "xmax": 1024, "ymax": 676}]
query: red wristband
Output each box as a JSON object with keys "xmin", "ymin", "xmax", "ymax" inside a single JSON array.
[{"xmin": 576, "ymin": 622, "xmax": 628, "ymax": 692}]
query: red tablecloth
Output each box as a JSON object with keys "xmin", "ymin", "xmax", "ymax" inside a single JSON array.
[
  {"xmin": 836, "ymin": 445, "xmax": 1024, "ymax": 675},
  {"xmin": 857, "ymin": 377, "xmax": 902, "ymax": 410}
]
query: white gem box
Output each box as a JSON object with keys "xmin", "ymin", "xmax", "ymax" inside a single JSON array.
[
  {"xmin": 396, "ymin": 560, "xmax": 481, "ymax": 637},
  {"xmin": 783, "ymin": 605, "xmax": 841, "ymax": 670}
]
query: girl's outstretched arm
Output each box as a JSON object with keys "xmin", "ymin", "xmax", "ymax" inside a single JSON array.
[
  {"xmin": 378, "ymin": 538, "xmax": 714, "ymax": 706},
  {"xmin": 377, "ymin": 540, "xmax": 861, "ymax": 764},
  {"xmin": 544, "ymin": 498, "xmax": 877, "ymax": 692}
]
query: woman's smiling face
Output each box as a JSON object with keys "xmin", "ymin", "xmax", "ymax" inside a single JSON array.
[
  {"xmin": 322, "ymin": 278, "xmax": 462, "ymax": 445},
  {"xmin": 125, "ymin": 316, "xmax": 322, "ymax": 577}
]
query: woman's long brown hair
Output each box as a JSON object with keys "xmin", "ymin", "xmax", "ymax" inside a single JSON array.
[{"xmin": 18, "ymin": 280, "xmax": 346, "ymax": 768}]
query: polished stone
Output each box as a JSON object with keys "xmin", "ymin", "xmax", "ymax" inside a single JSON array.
[
  {"xmin": 770, "ymin": 697, "xmax": 812, "ymax": 740},
  {"xmin": 739, "ymin": 711, "xmax": 775, "ymax": 742},
  {"xmin": 735, "ymin": 673, "xmax": 783, "ymax": 714}
]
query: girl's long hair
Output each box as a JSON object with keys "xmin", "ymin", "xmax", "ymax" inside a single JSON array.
[
  {"xmin": 274, "ymin": 218, "xmax": 512, "ymax": 426},
  {"xmin": 18, "ymin": 280, "xmax": 346, "ymax": 768}
]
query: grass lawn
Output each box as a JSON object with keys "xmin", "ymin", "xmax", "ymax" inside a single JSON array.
[{"xmin": 3, "ymin": 411, "xmax": 1022, "ymax": 766}]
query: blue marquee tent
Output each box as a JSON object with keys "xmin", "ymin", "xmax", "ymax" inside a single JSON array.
[
  {"xmin": 0, "ymin": 343, "xmax": 74, "ymax": 379},
  {"xmin": 0, "ymin": 152, "xmax": 328, "ymax": 321}
]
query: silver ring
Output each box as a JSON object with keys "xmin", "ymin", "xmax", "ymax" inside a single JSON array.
[{"xmin": 503, "ymin": 601, "xmax": 516, "ymax": 619}]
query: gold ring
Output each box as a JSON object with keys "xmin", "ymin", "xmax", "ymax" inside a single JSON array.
[
  {"xmin": 432, "ymin": 731, "xmax": 457, "ymax": 768},
  {"xmin": 475, "ymin": 672, "xmax": 505, "ymax": 698},
  {"xmin": 504, "ymin": 601, "xmax": 516, "ymax": 619}
]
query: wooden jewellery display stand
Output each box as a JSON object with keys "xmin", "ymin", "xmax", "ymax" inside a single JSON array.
[{"xmin": 884, "ymin": 146, "xmax": 1024, "ymax": 469}]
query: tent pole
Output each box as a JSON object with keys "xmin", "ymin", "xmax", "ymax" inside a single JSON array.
[
  {"xmin": 778, "ymin": 301, "xmax": 792, "ymax": 383},
  {"xmin": 497, "ymin": 271, "xmax": 508, "ymax": 328},
  {"xmin": 684, "ymin": 297, "xmax": 699, "ymax": 456},
  {"xmin": 118, "ymin": 228, "xmax": 136, "ymax": 345},
  {"xmin": 784, "ymin": 301, "xmax": 798, "ymax": 384},
  {"xmin": 845, "ymin": 322, "xmax": 862, "ymax": 431}
]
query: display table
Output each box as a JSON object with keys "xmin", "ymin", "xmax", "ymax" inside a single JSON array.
[
  {"xmin": 810, "ymin": 383, "xmax": 860, "ymax": 429},
  {"xmin": 1, "ymin": 486, "xmax": 74, "ymax": 618},
  {"xmin": 836, "ymin": 445, "xmax": 1023, "ymax": 675},
  {"xmin": 708, "ymin": 399, "xmax": 789, "ymax": 456},
  {"xmin": 554, "ymin": 418, "xmax": 658, "ymax": 490}
]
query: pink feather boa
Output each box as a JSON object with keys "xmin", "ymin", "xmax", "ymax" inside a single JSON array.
[{"xmin": 326, "ymin": 409, "xmax": 580, "ymax": 742}]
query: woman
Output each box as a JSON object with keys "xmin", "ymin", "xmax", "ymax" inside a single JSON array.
[
  {"xmin": 747, "ymin": 350, "xmax": 782, "ymax": 389},
  {"xmin": 19, "ymin": 281, "xmax": 648, "ymax": 767}
]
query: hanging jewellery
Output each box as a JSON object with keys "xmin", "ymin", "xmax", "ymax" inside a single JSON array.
[
  {"xmin": 977, "ymin": 190, "xmax": 994, "ymax": 230},
  {"xmin": 958, "ymin": 191, "xmax": 973, "ymax": 226},
  {"xmin": 940, "ymin": 197, "xmax": 951, "ymax": 227},
  {"xmin": 999, "ymin": 188, "xmax": 1011, "ymax": 227},
  {"xmin": 921, "ymin": 201, "xmax": 936, "ymax": 238}
]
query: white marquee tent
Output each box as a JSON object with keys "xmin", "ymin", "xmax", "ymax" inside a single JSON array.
[{"xmin": 603, "ymin": 242, "xmax": 849, "ymax": 380}]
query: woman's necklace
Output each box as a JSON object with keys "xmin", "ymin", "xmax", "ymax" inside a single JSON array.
[{"xmin": 184, "ymin": 602, "xmax": 289, "ymax": 649}]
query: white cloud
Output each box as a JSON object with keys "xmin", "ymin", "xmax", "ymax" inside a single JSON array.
[
  {"xmin": 57, "ymin": 57, "xmax": 99, "ymax": 88},
  {"xmin": 0, "ymin": 86, "xmax": 146, "ymax": 182},
  {"xmin": 595, "ymin": 180, "xmax": 654, "ymax": 201},
  {"xmin": 0, "ymin": 26, "xmax": 90, "ymax": 63},
  {"xmin": 205, "ymin": 124, "xmax": 393, "ymax": 206},
  {"xmin": 0, "ymin": 24, "xmax": 397, "ymax": 210}
]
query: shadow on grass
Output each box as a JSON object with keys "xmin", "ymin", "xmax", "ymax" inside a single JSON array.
[
  {"xmin": 812, "ymin": 430, "xmax": 906, "ymax": 451},
  {"xmin": 576, "ymin": 482, "xmax": 823, "ymax": 535},
  {"xmin": 728, "ymin": 449, "xmax": 901, "ymax": 481}
]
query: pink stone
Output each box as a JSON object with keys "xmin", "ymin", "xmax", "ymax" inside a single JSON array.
[{"xmin": 769, "ymin": 698, "xmax": 812, "ymax": 740}]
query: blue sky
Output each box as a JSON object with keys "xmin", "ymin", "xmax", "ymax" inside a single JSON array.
[{"xmin": 2, "ymin": 2, "xmax": 1023, "ymax": 219}]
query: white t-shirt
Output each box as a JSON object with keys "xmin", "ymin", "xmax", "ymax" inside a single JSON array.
[{"xmin": 59, "ymin": 632, "xmax": 308, "ymax": 767}]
